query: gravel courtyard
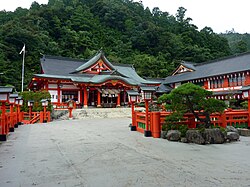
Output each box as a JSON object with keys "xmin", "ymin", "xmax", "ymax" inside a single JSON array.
[{"xmin": 0, "ymin": 118, "xmax": 250, "ymax": 187}]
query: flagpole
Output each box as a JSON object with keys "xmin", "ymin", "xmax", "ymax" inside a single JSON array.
[{"xmin": 21, "ymin": 45, "xmax": 25, "ymax": 92}]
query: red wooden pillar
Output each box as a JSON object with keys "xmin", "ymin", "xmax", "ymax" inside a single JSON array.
[
  {"xmin": 203, "ymin": 81, "xmax": 209, "ymax": 89},
  {"xmin": 29, "ymin": 106, "xmax": 32, "ymax": 120},
  {"xmin": 245, "ymin": 74, "xmax": 250, "ymax": 85},
  {"xmin": 0, "ymin": 102, "xmax": 7, "ymax": 141},
  {"xmin": 57, "ymin": 83, "xmax": 61, "ymax": 105},
  {"xmin": 248, "ymin": 95, "xmax": 250, "ymax": 127},
  {"xmin": 45, "ymin": 81, "xmax": 49, "ymax": 91},
  {"xmin": 97, "ymin": 91, "xmax": 101, "ymax": 107},
  {"xmin": 47, "ymin": 112, "xmax": 51, "ymax": 122},
  {"xmin": 40, "ymin": 111, "xmax": 43, "ymax": 123},
  {"xmin": 14, "ymin": 104, "xmax": 19, "ymax": 128},
  {"xmin": 117, "ymin": 93, "xmax": 121, "ymax": 107},
  {"xmin": 223, "ymin": 78, "xmax": 229, "ymax": 88},
  {"xmin": 130, "ymin": 102, "xmax": 137, "ymax": 131},
  {"xmin": 79, "ymin": 87, "xmax": 83, "ymax": 106},
  {"xmin": 188, "ymin": 115, "xmax": 196, "ymax": 128},
  {"xmin": 43, "ymin": 106, "xmax": 46, "ymax": 122},
  {"xmin": 9, "ymin": 104, "xmax": 14, "ymax": 132},
  {"xmin": 83, "ymin": 86, "xmax": 88, "ymax": 108},
  {"xmin": 151, "ymin": 111, "xmax": 161, "ymax": 138},
  {"xmin": 221, "ymin": 111, "xmax": 227, "ymax": 128},
  {"xmin": 17, "ymin": 105, "xmax": 20, "ymax": 122},
  {"xmin": 144, "ymin": 100, "xmax": 151, "ymax": 137}
]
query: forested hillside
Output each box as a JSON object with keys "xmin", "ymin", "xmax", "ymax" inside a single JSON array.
[
  {"xmin": 0, "ymin": 0, "xmax": 232, "ymax": 91},
  {"xmin": 220, "ymin": 30, "xmax": 250, "ymax": 54}
]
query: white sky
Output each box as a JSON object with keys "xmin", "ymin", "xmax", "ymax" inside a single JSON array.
[{"xmin": 0, "ymin": 0, "xmax": 249, "ymax": 34}]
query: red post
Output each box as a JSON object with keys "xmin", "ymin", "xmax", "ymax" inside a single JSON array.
[
  {"xmin": 43, "ymin": 106, "xmax": 46, "ymax": 122},
  {"xmin": 248, "ymin": 94, "xmax": 250, "ymax": 127},
  {"xmin": 221, "ymin": 111, "xmax": 227, "ymax": 128},
  {"xmin": 17, "ymin": 105, "xmax": 20, "ymax": 122},
  {"xmin": 130, "ymin": 102, "xmax": 137, "ymax": 131},
  {"xmin": 40, "ymin": 111, "xmax": 43, "ymax": 123},
  {"xmin": 47, "ymin": 112, "xmax": 51, "ymax": 122},
  {"xmin": 69, "ymin": 108, "xmax": 73, "ymax": 119},
  {"xmin": 97, "ymin": 91, "xmax": 101, "ymax": 107},
  {"xmin": 188, "ymin": 115, "xmax": 196, "ymax": 129},
  {"xmin": 57, "ymin": 83, "xmax": 61, "ymax": 106},
  {"xmin": 117, "ymin": 93, "xmax": 121, "ymax": 107},
  {"xmin": 9, "ymin": 104, "xmax": 14, "ymax": 132},
  {"xmin": 0, "ymin": 102, "xmax": 7, "ymax": 141},
  {"xmin": 29, "ymin": 106, "xmax": 32, "ymax": 120},
  {"xmin": 151, "ymin": 112, "xmax": 161, "ymax": 138},
  {"xmin": 84, "ymin": 86, "xmax": 88, "ymax": 108},
  {"xmin": 144, "ymin": 100, "xmax": 151, "ymax": 137}
]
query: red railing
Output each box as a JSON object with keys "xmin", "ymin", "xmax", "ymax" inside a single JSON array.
[
  {"xmin": 133, "ymin": 109, "xmax": 250, "ymax": 138},
  {"xmin": 0, "ymin": 110, "xmax": 51, "ymax": 141}
]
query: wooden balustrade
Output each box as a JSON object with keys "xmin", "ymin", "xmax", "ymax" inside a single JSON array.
[
  {"xmin": 133, "ymin": 109, "xmax": 250, "ymax": 138},
  {"xmin": 0, "ymin": 110, "xmax": 51, "ymax": 141}
]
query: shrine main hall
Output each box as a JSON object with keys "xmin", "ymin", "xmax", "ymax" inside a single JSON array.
[{"xmin": 28, "ymin": 51, "xmax": 160, "ymax": 108}]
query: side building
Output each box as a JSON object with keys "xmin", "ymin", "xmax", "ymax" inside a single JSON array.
[
  {"xmin": 28, "ymin": 51, "xmax": 160, "ymax": 108},
  {"xmin": 163, "ymin": 52, "xmax": 250, "ymax": 102}
]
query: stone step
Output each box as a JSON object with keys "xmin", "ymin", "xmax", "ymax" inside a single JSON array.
[
  {"xmin": 238, "ymin": 129, "xmax": 250, "ymax": 136},
  {"xmin": 72, "ymin": 108, "xmax": 132, "ymax": 119}
]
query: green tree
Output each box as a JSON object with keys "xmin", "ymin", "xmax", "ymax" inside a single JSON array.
[{"xmin": 158, "ymin": 83, "xmax": 226, "ymax": 128}]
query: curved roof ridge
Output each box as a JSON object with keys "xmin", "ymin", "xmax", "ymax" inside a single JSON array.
[{"xmin": 75, "ymin": 51, "xmax": 115, "ymax": 72}]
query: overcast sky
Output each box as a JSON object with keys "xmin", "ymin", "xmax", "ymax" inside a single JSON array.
[{"xmin": 0, "ymin": 0, "xmax": 249, "ymax": 34}]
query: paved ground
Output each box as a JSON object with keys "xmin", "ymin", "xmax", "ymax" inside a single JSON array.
[{"xmin": 0, "ymin": 118, "xmax": 250, "ymax": 187}]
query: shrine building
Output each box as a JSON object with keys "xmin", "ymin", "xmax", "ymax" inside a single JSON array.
[
  {"xmin": 28, "ymin": 51, "xmax": 160, "ymax": 108},
  {"xmin": 162, "ymin": 52, "xmax": 250, "ymax": 100}
]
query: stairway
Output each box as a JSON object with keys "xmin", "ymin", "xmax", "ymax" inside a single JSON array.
[{"xmin": 71, "ymin": 107, "xmax": 132, "ymax": 119}]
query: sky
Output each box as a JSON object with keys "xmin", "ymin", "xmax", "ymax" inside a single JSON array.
[{"xmin": 0, "ymin": 0, "xmax": 249, "ymax": 34}]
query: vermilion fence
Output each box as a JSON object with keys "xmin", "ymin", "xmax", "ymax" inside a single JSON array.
[
  {"xmin": 133, "ymin": 109, "xmax": 250, "ymax": 138},
  {"xmin": 0, "ymin": 106, "xmax": 51, "ymax": 141}
]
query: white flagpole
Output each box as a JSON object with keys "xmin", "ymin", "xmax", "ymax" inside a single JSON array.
[{"xmin": 20, "ymin": 44, "xmax": 25, "ymax": 92}]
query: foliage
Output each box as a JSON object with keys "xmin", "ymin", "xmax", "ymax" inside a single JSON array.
[
  {"xmin": 162, "ymin": 123, "xmax": 188, "ymax": 137},
  {"xmin": 0, "ymin": 0, "xmax": 232, "ymax": 91},
  {"xmin": 220, "ymin": 30, "xmax": 250, "ymax": 54},
  {"xmin": 19, "ymin": 90, "xmax": 52, "ymax": 112},
  {"xmin": 241, "ymin": 101, "xmax": 248, "ymax": 109},
  {"xmin": 158, "ymin": 83, "xmax": 226, "ymax": 128}
]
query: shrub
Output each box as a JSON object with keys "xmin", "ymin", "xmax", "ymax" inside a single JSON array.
[
  {"xmin": 178, "ymin": 125, "xmax": 188, "ymax": 137},
  {"xmin": 241, "ymin": 101, "xmax": 248, "ymax": 109},
  {"xmin": 162, "ymin": 123, "xmax": 167, "ymax": 131},
  {"xmin": 20, "ymin": 91, "xmax": 52, "ymax": 112}
]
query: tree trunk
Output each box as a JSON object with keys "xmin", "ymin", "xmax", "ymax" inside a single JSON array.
[{"xmin": 204, "ymin": 113, "xmax": 212, "ymax": 128}]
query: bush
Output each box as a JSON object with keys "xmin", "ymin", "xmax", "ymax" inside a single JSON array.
[
  {"xmin": 20, "ymin": 91, "xmax": 52, "ymax": 112},
  {"xmin": 178, "ymin": 125, "xmax": 188, "ymax": 137},
  {"xmin": 241, "ymin": 101, "xmax": 248, "ymax": 109},
  {"xmin": 162, "ymin": 124, "xmax": 167, "ymax": 131}
]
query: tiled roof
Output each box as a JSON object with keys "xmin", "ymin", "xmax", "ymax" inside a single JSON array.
[
  {"xmin": 164, "ymin": 52, "xmax": 250, "ymax": 84},
  {"xmin": 36, "ymin": 53, "xmax": 160, "ymax": 86},
  {"xmin": 75, "ymin": 51, "xmax": 115, "ymax": 72}
]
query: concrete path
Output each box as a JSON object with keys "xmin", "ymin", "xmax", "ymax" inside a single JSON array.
[{"xmin": 0, "ymin": 118, "xmax": 250, "ymax": 187}]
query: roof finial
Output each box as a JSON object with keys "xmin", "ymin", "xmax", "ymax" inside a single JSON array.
[{"xmin": 96, "ymin": 47, "xmax": 103, "ymax": 56}]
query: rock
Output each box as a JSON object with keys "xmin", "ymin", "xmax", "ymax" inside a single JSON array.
[
  {"xmin": 227, "ymin": 132, "xmax": 240, "ymax": 141},
  {"xmin": 202, "ymin": 128, "xmax": 225, "ymax": 144},
  {"xmin": 186, "ymin": 130, "xmax": 205, "ymax": 145},
  {"xmin": 161, "ymin": 131, "xmax": 168, "ymax": 139},
  {"xmin": 180, "ymin": 137, "xmax": 188, "ymax": 143},
  {"xmin": 226, "ymin": 126, "xmax": 238, "ymax": 134},
  {"xmin": 166, "ymin": 130, "xmax": 181, "ymax": 141}
]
